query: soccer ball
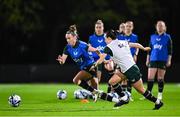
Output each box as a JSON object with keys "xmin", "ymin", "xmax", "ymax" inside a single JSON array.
[
  {"xmin": 8, "ymin": 94, "xmax": 21, "ymax": 107},
  {"xmin": 57, "ymin": 90, "xmax": 67, "ymax": 100},
  {"xmin": 74, "ymin": 89, "xmax": 92, "ymax": 99},
  {"xmin": 124, "ymin": 91, "xmax": 131, "ymax": 99}
]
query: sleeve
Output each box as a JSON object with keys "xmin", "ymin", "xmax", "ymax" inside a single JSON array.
[
  {"xmin": 78, "ymin": 41, "xmax": 89, "ymax": 52},
  {"xmin": 167, "ymin": 35, "xmax": 173, "ymax": 55},
  {"xmin": 80, "ymin": 41, "xmax": 89, "ymax": 51},
  {"xmin": 85, "ymin": 44, "xmax": 89, "ymax": 51},
  {"xmin": 63, "ymin": 46, "xmax": 69, "ymax": 55},
  {"xmin": 88, "ymin": 36, "xmax": 92, "ymax": 44},
  {"xmin": 104, "ymin": 46, "xmax": 113, "ymax": 56}
]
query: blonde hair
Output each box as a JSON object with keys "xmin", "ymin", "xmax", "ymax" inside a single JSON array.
[
  {"xmin": 66, "ymin": 24, "xmax": 78, "ymax": 36},
  {"xmin": 95, "ymin": 19, "xmax": 104, "ymax": 26}
]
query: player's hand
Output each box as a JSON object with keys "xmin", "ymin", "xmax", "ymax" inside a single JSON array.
[
  {"xmin": 89, "ymin": 63, "xmax": 97, "ymax": 71},
  {"xmin": 56, "ymin": 55, "xmax": 63, "ymax": 64},
  {"xmin": 144, "ymin": 47, "xmax": 151, "ymax": 51},
  {"xmin": 146, "ymin": 60, "xmax": 149, "ymax": 67},
  {"xmin": 104, "ymin": 60, "xmax": 114, "ymax": 71},
  {"xmin": 166, "ymin": 60, "xmax": 171, "ymax": 67}
]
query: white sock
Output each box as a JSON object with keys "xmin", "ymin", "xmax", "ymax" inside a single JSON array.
[
  {"xmin": 112, "ymin": 97, "xmax": 119, "ymax": 103},
  {"xmin": 158, "ymin": 93, "xmax": 162, "ymax": 100},
  {"xmin": 155, "ymin": 99, "xmax": 160, "ymax": 104}
]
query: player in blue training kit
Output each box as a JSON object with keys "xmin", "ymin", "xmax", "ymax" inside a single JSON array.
[
  {"xmin": 88, "ymin": 20, "xmax": 114, "ymax": 92},
  {"xmin": 117, "ymin": 21, "xmax": 139, "ymax": 100},
  {"xmin": 145, "ymin": 21, "xmax": 173, "ymax": 100},
  {"xmin": 57, "ymin": 25, "xmax": 121, "ymax": 104},
  {"xmin": 117, "ymin": 22, "xmax": 125, "ymax": 40}
]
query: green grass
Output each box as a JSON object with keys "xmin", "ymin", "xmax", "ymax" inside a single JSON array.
[{"xmin": 0, "ymin": 83, "xmax": 180, "ymax": 116}]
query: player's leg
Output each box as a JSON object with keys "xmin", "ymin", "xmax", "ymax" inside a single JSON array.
[
  {"xmin": 97, "ymin": 63, "xmax": 103, "ymax": 82},
  {"xmin": 89, "ymin": 77, "xmax": 98, "ymax": 89},
  {"xmin": 139, "ymin": 67, "xmax": 157, "ymax": 100},
  {"xmin": 121, "ymin": 80, "xmax": 127, "ymax": 91},
  {"xmin": 73, "ymin": 70, "xmax": 102, "ymax": 102},
  {"xmin": 104, "ymin": 60, "xmax": 115, "ymax": 93},
  {"xmin": 73, "ymin": 70, "xmax": 95, "ymax": 92},
  {"xmin": 88, "ymin": 63, "xmax": 102, "ymax": 89},
  {"xmin": 157, "ymin": 68, "xmax": 166, "ymax": 100},
  {"xmin": 99, "ymin": 73, "xmax": 124, "ymax": 104},
  {"xmin": 147, "ymin": 68, "xmax": 157, "ymax": 92},
  {"xmin": 132, "ymin": 79, "xmax": 163, "ymax": 110},
  {"xmin": 123, "ymin": 64, "xmax": 163, "ymax": 109},
  {"xmin": 108, "ymin": 73, "xmax": 125, "ymax": 97},
  {"xmin": 127, "ymin": 80, "xmax": 134, "ymax": 101},
  {"xmin": 108, "ymin": 72, "xmax": 132, "ymax": 108}
]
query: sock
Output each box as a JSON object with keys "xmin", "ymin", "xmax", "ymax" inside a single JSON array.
[
  {"xmin": 107, "ymin": 83, "xmax": 112, "ymax": 93},
  {"xmin": 78, "ymin": 80, "xmax": 94, "ymax": 92},
  {"xmin": 127, "ymin": 81, "xmax": 132, "ymax": 93},
  {"xmin": 100, "ymin": 92, "xmax": 119, "ymax": 103},
  {"xmin": 143, "ymin": 90, "xmax": 157, "ymax": 103},
  {"xmin": 121, "ymin": 84, "xmax": 127, "ymax": 91},
  {"xmin": 158, "ymin": 79, "xmax": 164, "ymax": 93},
  {"xmin": 107, "ymin": 70, "xmax": 114, "ymax": 80},
  {"xmin": 112, "ymin": 84, "xmax": 124, "ymax": 97},
  {"xmin": 147, "ymin": 79, "xmax": 154, "ymax": 92}
]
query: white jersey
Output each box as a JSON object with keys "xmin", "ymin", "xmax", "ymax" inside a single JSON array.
[{"xmin": 107, "ymin": 39, "xmax": 135, "ymax": 73}]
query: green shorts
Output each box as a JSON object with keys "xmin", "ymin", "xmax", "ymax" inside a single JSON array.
[
  {"xmin": 148, "ymin": 61, "xmax": 166, "ymax": 70},
  {"xmin": 124, "ymin": 64, "xmax": 142, "ymax": 84}
]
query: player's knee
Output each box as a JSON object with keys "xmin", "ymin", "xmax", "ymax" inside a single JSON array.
[
  {"xmin": 108, "ymin": 79, "xmax": 116, "ymax": 86},
  {"xmin": 158, "ymin": 78, "xmax": 164, "ymax": 82},
  {"xmin": 73, "ymin": 78, "xmax": 79, "ymax": 85}
]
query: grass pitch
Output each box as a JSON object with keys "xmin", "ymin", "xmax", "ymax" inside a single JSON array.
[{"xmin": 0, "ymin": 83, "xmax": 180, "ymax": 116}]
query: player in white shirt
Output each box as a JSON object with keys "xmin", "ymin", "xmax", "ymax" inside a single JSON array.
[{"xmin": 91, "ymin": 30, "xmax": 164, "ymax": 110}]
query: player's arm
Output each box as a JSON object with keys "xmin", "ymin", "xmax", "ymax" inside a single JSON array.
[
  {"xmin": 133, "ymin": 37, "xmax": 139, "ymax": 62},
  {"xmin": 129, "ymin": 42, "xmax": 151, "ymax": 51},
  {"xmin": 56, "ymin": 46, "xmax": 68, "ymax": 65},
  {"xmin": 88, "ymin": 45, "xmax": 101, "ymax": 57},
  {"xmin": 134, "ymin": 48, "xmax": 139, "ymax": 62},
  {"xmin": 89, "ymin": 53, "xmax": 107, "ymax": 71},
  {"xmin": 89, "ymin": 46, "xmax": 111, "ymax": 71},
  {"xmin": 96, "ymin": 53, "xmax": 107, "ymax": 66},
  {"xmin": 166, "ymin": 37, "xmax": 173, "ymax": 67},
  {"xmin": 146, "ymin": 41, "xmax": 152, "ymax": 66},
  {"xmin": 56, "ymin": 54, "xmax": 68, "ymax": 65}
]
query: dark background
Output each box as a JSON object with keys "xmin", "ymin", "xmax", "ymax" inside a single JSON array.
[{"xmin": 0, "ymin": 0, "xmax": 179, "ymax": 83}]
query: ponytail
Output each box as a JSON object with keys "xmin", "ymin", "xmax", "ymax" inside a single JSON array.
[{"xmin": 66, "ymin": 24, "xmax": 78, "ymax": 36}]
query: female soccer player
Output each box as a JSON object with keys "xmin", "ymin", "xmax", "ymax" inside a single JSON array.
[
  {"xmin": 117, "ymin": 21, "xmax": 139, "ymax": 99},
  {"xmin": 88, "ymin": 20, "xmax": 114, "ymax": 92},
  {"xmin": 91, "ymin": 30, "xmax": 164, "ymax": 109},
  {"xmin": 117, "ymin": 22, "xmax": 125, "ymax": 40},
  {"xmin": 145, "ymin": 20, "xmax": 172, "ymax": 100},
  {"xmin": 56, "ymin": 25, "xmax": 119, "ymax": 103}
]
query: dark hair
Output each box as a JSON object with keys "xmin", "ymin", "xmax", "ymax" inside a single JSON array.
[
  {"xmin": 105, "ymin": 30, "xmax": 117, "ymax": 40},
  {"xmin": 66, "ymin": 25, "xmax": 78, "ymax": 36}
]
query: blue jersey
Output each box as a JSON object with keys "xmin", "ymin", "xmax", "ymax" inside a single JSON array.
[
  {"xmin": 117, "ymin": 33, "xmax": 124, "ymax": 40},
  {"xmin": 117, "ymin": 33, "xmax": 138, "ymax": 56},
  {"xmin": 88, "ymin": 33, "xmax": 110, "ymax": 61},
  {"xmin": 149, "ymin": 33, "xmax": 172, "ymax": 62},
  {"xmin": 63, "ymin": 40, "xmax": 95, "ymax": 70}
]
